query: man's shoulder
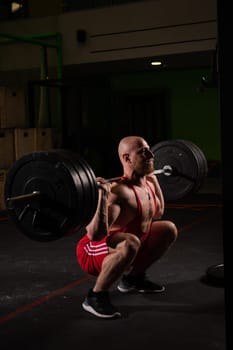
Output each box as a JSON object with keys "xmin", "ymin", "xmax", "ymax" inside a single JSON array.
[{"xmin": 111, "ymin": 180, "xmax": 133, "ymax": 198}]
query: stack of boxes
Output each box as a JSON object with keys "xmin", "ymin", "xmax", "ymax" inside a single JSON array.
[{"xmin": 0, "ymin": 85, "xmax": 54, "ymax": 211}]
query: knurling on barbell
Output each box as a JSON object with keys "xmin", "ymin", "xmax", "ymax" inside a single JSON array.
[{"xmin": 4, "ymin": 139, "xmax": 208, "ymax": 242}]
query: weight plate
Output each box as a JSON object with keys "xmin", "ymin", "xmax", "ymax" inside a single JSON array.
[
  {"xmin": 4, "ymin": 151, "xmax": 83, "ymax": 241},
  {"xmin": 205, "ymin": 263, "xmax": 224, "ymax": 287},
  {"xmin": 151, "ymin": 139, "xmax": 207, "ymax": 201},
  {"xmin": 53, "ymin": 149, "xmax": 98, "ymax": 232},
  {"xmin": 175, "ymin": 140, "xmax": 208, "ymax": 192}
]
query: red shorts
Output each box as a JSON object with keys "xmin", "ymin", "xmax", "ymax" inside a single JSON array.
[
  {"xmin": 76, "ymin": 222, "xmax": 158, "ymax": 276},
  {"xmin": 76, "ymin": 231, "xmax": 151, "ymax": 276},
  {"xmin": 76, "ymin": 235, "xmax": 109, "ymax": 276}
]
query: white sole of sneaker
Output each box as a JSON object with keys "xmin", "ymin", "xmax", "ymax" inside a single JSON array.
[
  {"xmin": 117, "ymin": 285, "xmax": 135, "ymax": 293},
  {"xmin": 82, "ymin": 300, "xmax": 121, "ymax": 319},
  {"xmin": 117, "ymin": 285, "xmax": 165, "ymax": 293},
  {"xmin": 138, "ymin": 286, "xmax": 165, "ymax": 293}
]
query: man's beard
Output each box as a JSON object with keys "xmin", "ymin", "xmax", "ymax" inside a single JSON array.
[
  {"xmin": 145, "ymin": 162, "xmax": 155, "ymax": 174},
  {"xmin": 138, "ymin": 161, "xmax": 154, "ymax": 175}
]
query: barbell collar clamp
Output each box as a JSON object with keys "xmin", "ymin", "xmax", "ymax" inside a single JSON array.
[{"xmin": 154, "ymin": 165, "xmax": 173, "ymax": 176}]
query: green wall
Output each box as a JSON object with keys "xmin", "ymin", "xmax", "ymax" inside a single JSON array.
[{"xmin": 110, "ymin": 68, "xmax": 221, "ymax": 161}]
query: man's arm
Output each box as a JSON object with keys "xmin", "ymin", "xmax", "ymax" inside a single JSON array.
[
  {"xmin": 85, "ymin": 179, "xmax": 121, "ymax": 241},
  {"xmin": 147, "ymin": 174, "xmax": 165, "ymax": 219},
  {"xmin": 85, "ymin": 179, "xmax": 111, "ymax": 241}
]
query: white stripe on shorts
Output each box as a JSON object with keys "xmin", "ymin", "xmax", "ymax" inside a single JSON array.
[{"xmin": 84, "ymin": 241, "xmax": 109, "ymax": 256}]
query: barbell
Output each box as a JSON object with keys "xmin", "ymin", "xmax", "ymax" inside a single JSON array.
[{"xmin": 4, "ymin": 139, "xmax": 208, "ymax": 242}]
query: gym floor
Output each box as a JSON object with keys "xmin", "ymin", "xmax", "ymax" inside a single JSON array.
[{"xmin": 0, "ymin": 177, "xmax": 227, "ymax": 350}]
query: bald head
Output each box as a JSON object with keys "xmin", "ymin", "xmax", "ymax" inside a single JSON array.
[
  {"xmin": 118, "ymin": 136, "xmax": 147, "ymax": 162},
  {"xmin": 117, "ymin": 135, "xmax": 154, "ymax": 177}
]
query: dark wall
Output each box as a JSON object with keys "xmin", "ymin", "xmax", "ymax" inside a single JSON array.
[{"xmin": 62, "ymin": 67, "xmax": 220, "ymax": 177}]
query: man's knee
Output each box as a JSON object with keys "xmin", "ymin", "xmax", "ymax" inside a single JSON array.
[
  {"xmin": 165, "ymin": 221, "xmax": 178, "ymax": 243},
  {"xmin": 117, "ymin": 234, "xmax": 141, "ymax": 260},
  {"xmin": 151, "ymin": 220, "xmax": 178, "ymax": 244}
]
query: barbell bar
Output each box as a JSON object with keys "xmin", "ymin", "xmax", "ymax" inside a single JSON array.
[
  {"xmin": 97, "ymin": 165, "xmax": 173, "ymax": 184},
  {"xmin": 6, "ymin": 165, "xmax": 172, "ymax": 207},
  {"xmin": 4, "ymin": 139, "xmax": 208, "ymax": 242}
]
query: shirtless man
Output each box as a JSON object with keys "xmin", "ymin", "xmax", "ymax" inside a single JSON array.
[{"xmin": 76, "ymin": 136, "xmax": 178, "ymax": 318}]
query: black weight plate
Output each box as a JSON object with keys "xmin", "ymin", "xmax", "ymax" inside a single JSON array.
[
  {"xmin": 68, "ymin": 152, "xmax": 98, "ymax": 227},
  {"xmin": 151, "ymin": 140, "xmax": 200, "ymax": 201},
  {"xmin": 171, "ymin": 139, "xmax": 208, "ymax": 193},
  {"xmin": 173, "ymin": 140, "xmax": 208, "ymax": 193},
  {"xmin": 48, "ymin": 150, "xmax": 92, "ymax": 235},
  {"xmin": 53, "ymin": 149, "xmax": 99, "ymax": 231},
  {"xmin": 205, "ymin": 263, "xmax": 224, "ymax": 287},
  {"xmin": 4, "ymin": 151, "xmax": 82, "ymax": 242}
]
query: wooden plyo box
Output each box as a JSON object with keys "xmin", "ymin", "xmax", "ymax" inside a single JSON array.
[
  {"xmin": 14, "ymin": 128, "xmax": 54, "ymax": 160},
  {"xmin": 35, "ymin": 128, "xmax": 53, "ymax": 151},
  {"xmin": 14, "ymin": 128, "xmax": 35, "ymax": 160},
  {"xmin": 0, "ymin": 129, "xmax": 15, "ymax": 168}
]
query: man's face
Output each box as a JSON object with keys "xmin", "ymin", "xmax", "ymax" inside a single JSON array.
[{"xmin": 130, "ymin": 140, "xmax": 155, "ymax": 175}]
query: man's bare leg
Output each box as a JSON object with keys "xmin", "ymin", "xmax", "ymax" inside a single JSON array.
[{"xmin": 94, "ymin": 234, "xmax": 141, "ymax": 291}]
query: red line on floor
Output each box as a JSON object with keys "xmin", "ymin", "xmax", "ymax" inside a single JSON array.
[
  {"xmin": 0, "ymin": 275, "xmax": 91, "ymax": 325},
  {"xmin": 178, "ymin": 215, "xmax": 210, "ymax": 233}
]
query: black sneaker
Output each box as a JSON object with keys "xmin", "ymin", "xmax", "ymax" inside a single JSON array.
[
  {"xmin": 82, "ymin": 289, "xmax": 121, "ymax": 319},
  {"xmin": 117, "ymin": 273, "xmax": 165, "ymax": 293}
]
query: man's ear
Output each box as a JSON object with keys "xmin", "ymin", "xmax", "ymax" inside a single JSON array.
[{"xmin": 123, "ymin": 153, "xmax": 130, "ymax": 162}]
